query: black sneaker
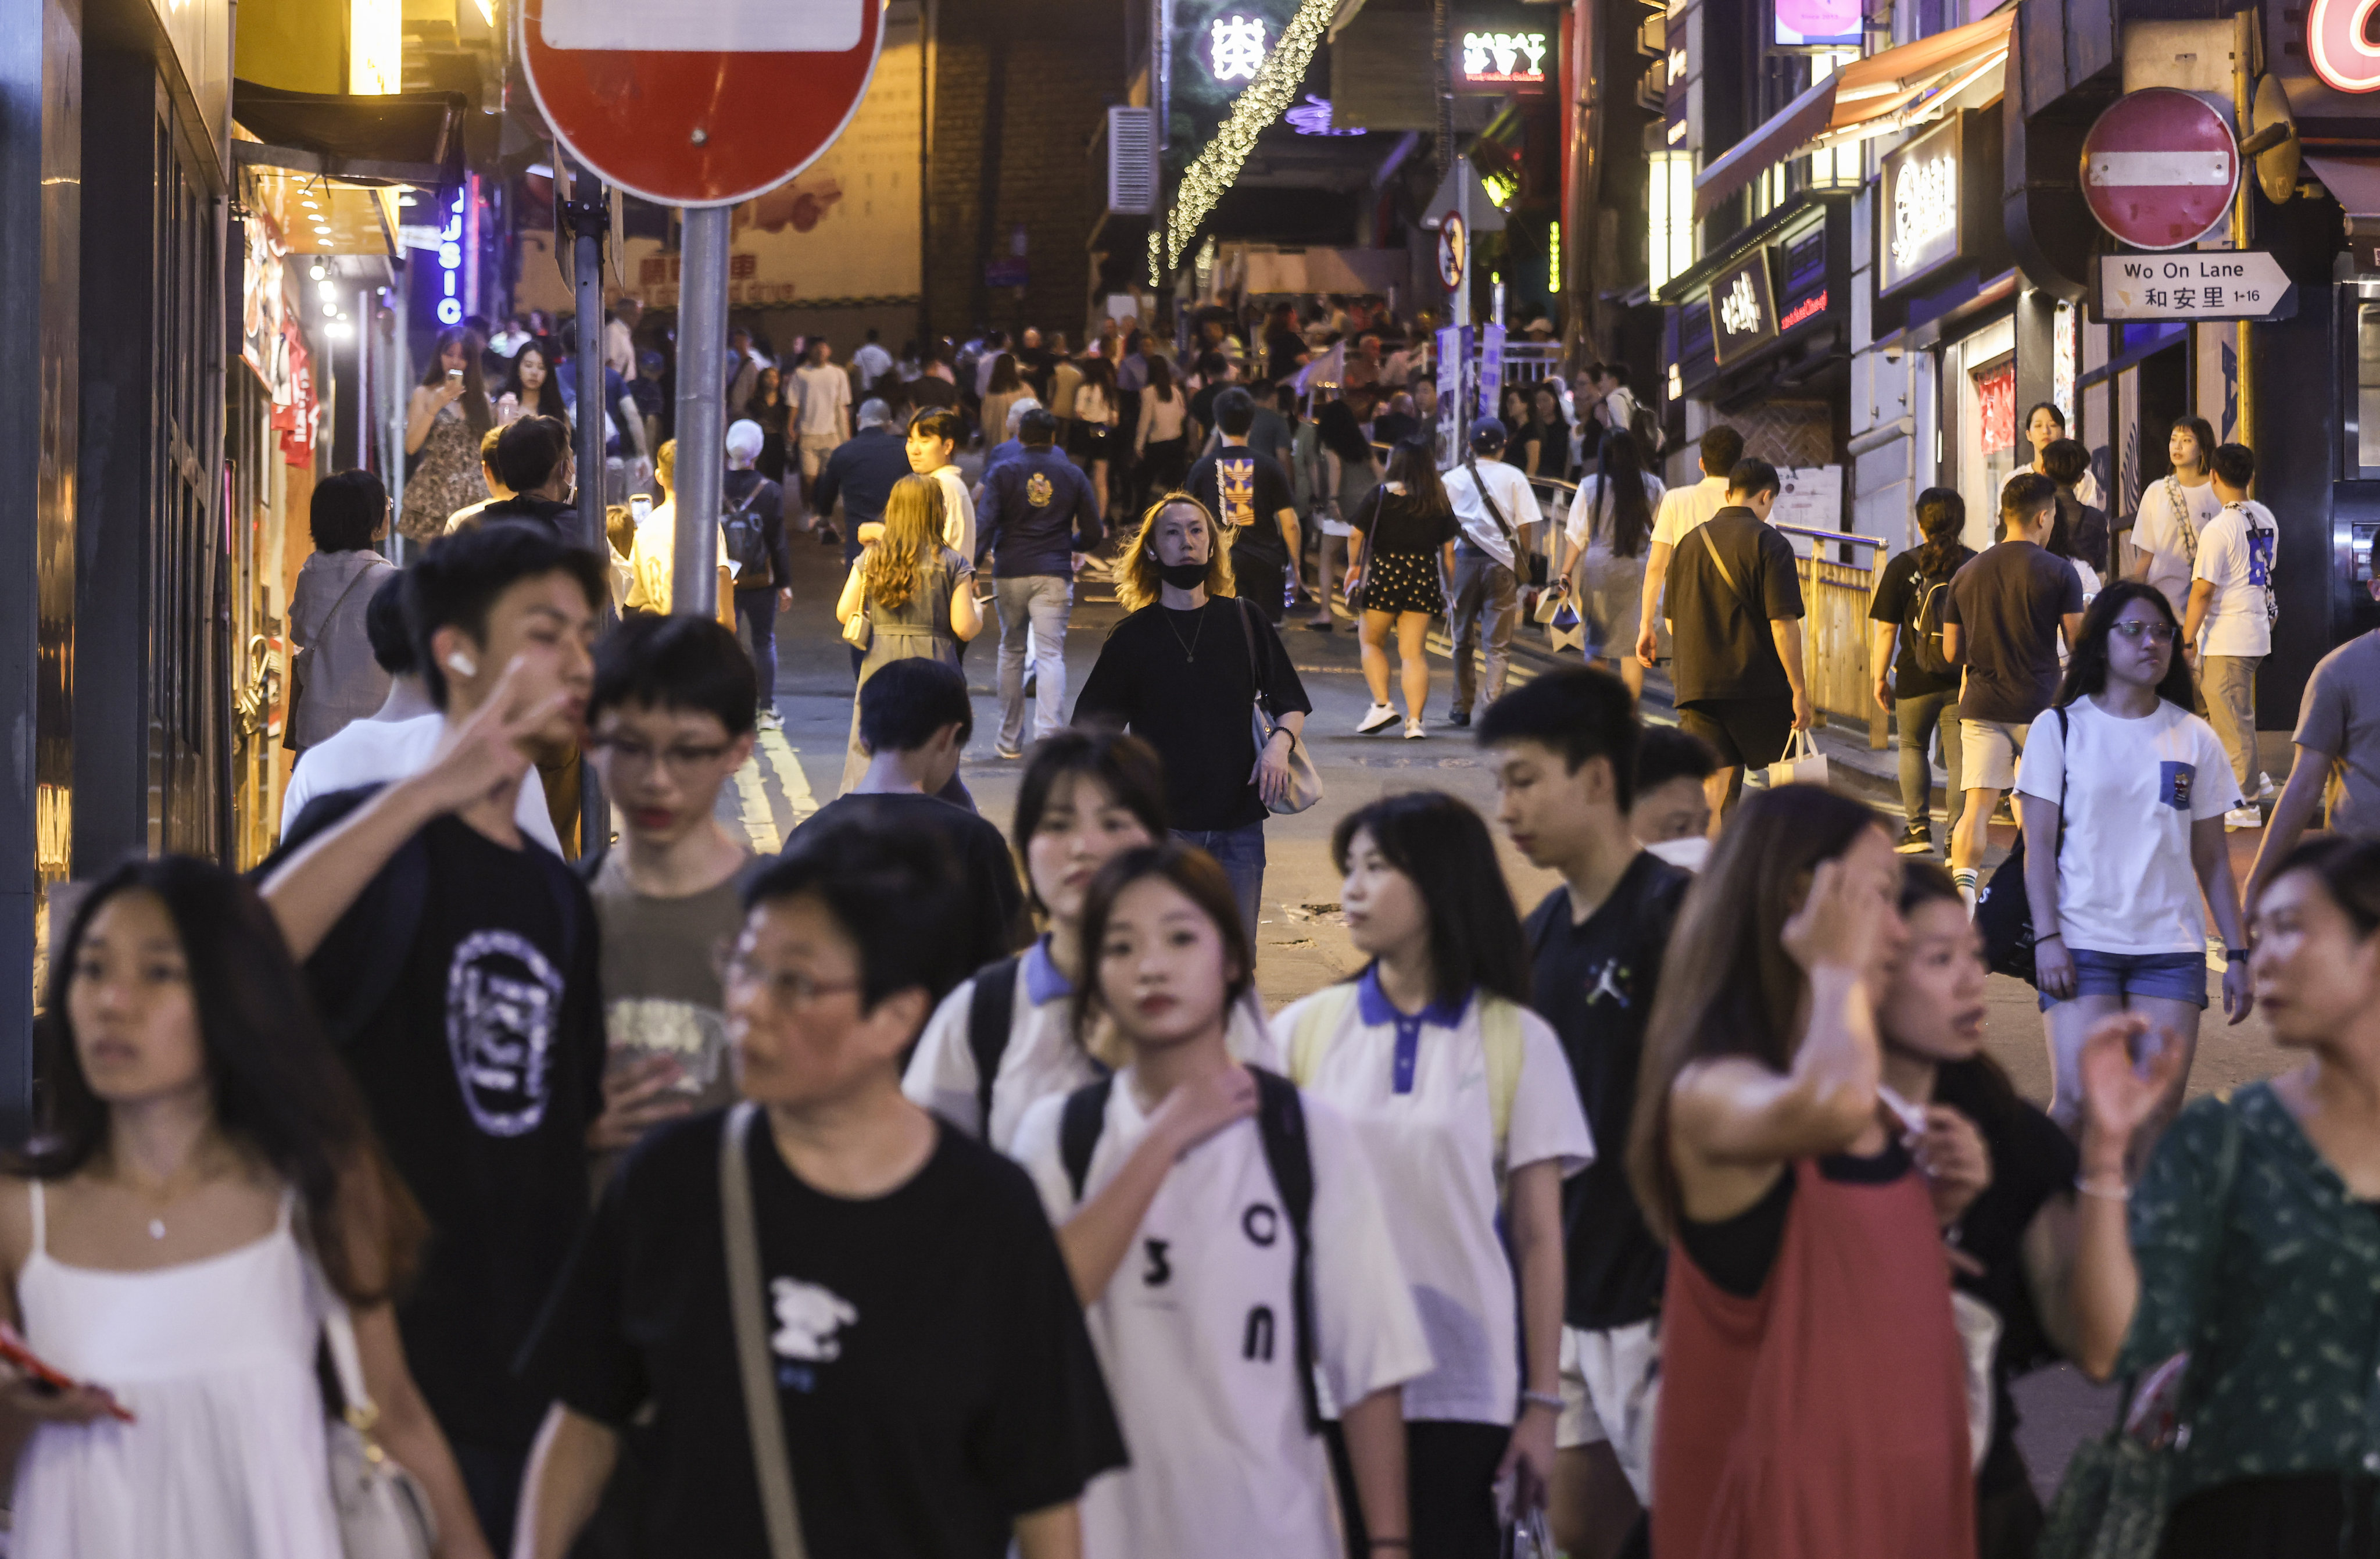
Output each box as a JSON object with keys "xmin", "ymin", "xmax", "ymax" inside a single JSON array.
[
  {"xmin": 1446, "ymin": 710, "xmax": 1471, "ymax": 728},
  {"xmin": 817, "ymin": 524, "xmax": 841, "ymax": 547},
  {"xmin": 1894, "ymin": 824, "xmax": 1933, "ymax": 855}
]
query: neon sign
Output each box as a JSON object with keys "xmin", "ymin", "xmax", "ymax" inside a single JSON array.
[
  {"xmin": 1779, "ymin": 289, "xmax": 1828, "ymax": 330},
  {"xmin": 2309, "ymin": 0, "xmax": 2380, "ymax": 92},
  {"xmin": 437, "ymin": 188, "xmax": 464, "ymax": 326},
  {"xmin": 1204, "ymin": 13, "xmax": 1268, "ymax": 83},
  {"xmin": 1460, "ymin": 31, "xmax": 1548, "ymax": 85}
]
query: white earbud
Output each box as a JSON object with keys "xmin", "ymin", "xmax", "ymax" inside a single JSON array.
[{"xmin": 443, "ymin": 650, "xmax": 478, "ymax": 679}]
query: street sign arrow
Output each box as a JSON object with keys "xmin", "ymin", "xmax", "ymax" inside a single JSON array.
[{"xmin": 2098, "ymin": 251, "xmax": 2291, "ymax": 320}]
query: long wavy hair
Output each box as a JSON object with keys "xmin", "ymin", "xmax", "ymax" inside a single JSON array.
[
  {"xmin": 1626, "ymin": 785, "xmax": 1885, "ymax": 1240},
  {"xmin": 2054, "ymin": 580, "xmax": 2197, "ymax": 710},
  {"xmin": 27, "ymin": 857, "xmax": 426, "ymax": 1304},
  {"xmin": 866, "ymin": 474, "xmax": 947, "ymax": 612},
  {"xmin": 420, "ymin": 325, "xmax": 493, "ymax": 438},
  {"xmin": 1114, "ymin": 492, "xmax": 1237, "ymax": 613}
]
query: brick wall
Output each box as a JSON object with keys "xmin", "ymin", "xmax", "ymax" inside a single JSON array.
[{"xmin": 925, "ymin": 0, "xmax": 1128, "ymax": 345}]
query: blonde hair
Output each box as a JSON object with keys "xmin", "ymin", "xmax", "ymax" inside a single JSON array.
[
  {"xmin": 867, "ymin": 474, "xmax": 947, "ymax": 611},
  {"xmin": 654, "ymin": 438, "xmax": 677, "ymax": 495},
  {"xmin": 1114, "ymin": 492, "xmax": 1237, "ymax": 613}
]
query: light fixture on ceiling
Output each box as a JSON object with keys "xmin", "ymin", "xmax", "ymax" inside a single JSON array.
[
  {"xmin": 309, "ymin": 263, "xmax": 327, "ymax": 280},
  {"xmin": 317, "ymin": 278, "xmax": 338, "ymax": 300}
]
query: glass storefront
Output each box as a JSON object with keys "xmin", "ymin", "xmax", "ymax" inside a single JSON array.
[{"xmin": 1944, "ymin": 314, "xmax": 2017, "ymax": 550}]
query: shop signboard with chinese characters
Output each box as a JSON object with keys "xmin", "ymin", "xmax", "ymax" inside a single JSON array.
[
  {"xmin": 1711, "ymin": 246, "xmax": 1779, "ymax": 366},
  {"xmin": 1878, "ymin": 115, "xmax": 1964, "ymax": 297},
  {"xmin": 2097, "ymin": 251, "xmax": 2292, "ymax": 320}
]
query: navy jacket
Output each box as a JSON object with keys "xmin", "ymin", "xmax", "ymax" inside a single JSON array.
[
  {"xmin": 978, "ymin": 448, "xmax": 1103, "ymax": 578},
  {"xmin": 810, "ymin": 427, "xmax": 914, "ymax": 567}
]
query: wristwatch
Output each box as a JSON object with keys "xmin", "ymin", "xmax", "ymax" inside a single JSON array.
[{"xmin": 2224, "ymin": 946, "xmax": 2250, "ymax": 963}]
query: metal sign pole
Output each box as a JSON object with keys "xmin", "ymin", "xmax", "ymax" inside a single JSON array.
[
  {"xmin": 567, "ymin": 162, "xmax": 609, "ymax": 554},
  {"xmin": 672, "ymin": 205, "xmax": 729, "ymax": 619}
]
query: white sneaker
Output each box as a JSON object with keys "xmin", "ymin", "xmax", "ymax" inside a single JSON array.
[
  {"xmin": 1357, "ymin": 702, "xmax": 1398, "ymax": 735},
  {"xmin": 1404, "ymin": 719, "xmax": 1427, "ymax": 740},
  {"xmin": 2257, "ymin": 771, "xmax": 2278, "ymax": 800},
  {"xmin": 756, "ymin": 710, "xmax": 783, "ymax": 733},
  {"xmin": 2225, "ymin": 805, "xmax": 2264, "ymax": 829}
]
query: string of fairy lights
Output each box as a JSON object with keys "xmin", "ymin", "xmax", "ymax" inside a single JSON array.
[{"xmin": 1159, "ymin": 0, "xmax": 1338, "ymax": 279}]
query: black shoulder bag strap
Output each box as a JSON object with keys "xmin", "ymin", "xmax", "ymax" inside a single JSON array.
[
  {"xmin": 1249, "ymin": 1067, "xmax": 1322, "ymax": 1432},
  {"xmin": 1060, "ymin": 1075, "xmax": 1117, "ymax": 1203},
  {"xmin": 965, "ymin": 955, "xmax": 1023, "ymax": 1138}
]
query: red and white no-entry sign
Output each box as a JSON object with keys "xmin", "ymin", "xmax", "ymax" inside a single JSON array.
[
  {"xmin": 2080, "ymin": 88, "xmax": 2241, "ymax": 252},
  {"xmin": 521, "ymin": 0, "xmax": 886, "ymax": 208}
]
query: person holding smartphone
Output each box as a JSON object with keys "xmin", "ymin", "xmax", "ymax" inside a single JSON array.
[{"xmin": 400, "ymin": 327, "xmax": 493, "ymax": 543}]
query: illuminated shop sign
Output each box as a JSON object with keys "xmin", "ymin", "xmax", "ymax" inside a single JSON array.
[
  {"xmin": 437, "ymin": 187, "xmax": 466, "ymax": 325},
  {"xmin": 1878, "ymin": 115, "xmax": 1966, "ymax": 296},
  {"xmin": 2310, "ymin": 0, "xmax": 2380, "ymax": 92},
  {"xmin": 1459, "ymin": 28, "xmax": 1549, "ymax": 85},
  {"xmin": 1710, "ymin": 246, "xmax": 1778, "ymax": 365},
  {"xmin": 1202, "ymin": 12, "xmax": 1269, "ymax": 83}
]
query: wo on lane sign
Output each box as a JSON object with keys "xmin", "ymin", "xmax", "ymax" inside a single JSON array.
[{"xmin": 2099, "ymin": 251, "xmax": 2290, "ymax": 320}]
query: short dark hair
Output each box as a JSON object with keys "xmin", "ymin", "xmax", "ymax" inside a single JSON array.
[
  {"xmin": 405, "ymin": 521, "xmax": 609, "ymax": 709},
  {"xmin": 1198, "ymin": 351, "xmax": 1229, "ymax": 379},
  {"xmin": 1019, "ymin": 408, "xmax": 1060, "ymax": 448},
  {"xmin": 1475, "ymin": 664, "xmax": 1643, "ymax": 808},
  {"xmin": 2271, "ymin": 835, "xmax": 2380, "ymax": 939},
  {"xmin": 589, "ymin": 614, "xmax": 758, "ymax": 738},
  {"xmin": 2000, "ymin": 471, "xmax": 2059, "ymax": 529},
  {"xmin": 750, "ymin": 823, "xmax": 972, "ymax": 1011},
  {"xmin": 857, "ymin": 658, "xmax": 973, "ymax": 755},
  {"xmin": 1728, "ymin": 457, "xmax": 1781, "ymax": 500},
  {"xmin": 365, "ymin": 573, "xmax": 414, "ymax": 676},
  {"xmin": 1015, "ymin": 728, "xmax": 1170, "ymax": 913},
  {"xmin": 1604, "ymin": 363, "xmax": 1632, "ymax": 388},
  {"xmin": 909, "ymin": 407, "xmax": 965, "ymax": 446},
  {"xmin": 1699, "ymin": 425, "xmax": 1745, "ymax": 478},
  {"xmin": 2024, "ymin": 400, "xmax": 2066, "ymax": 434},
  {"xmin": 2172, "ymin": 415, "xmax": 2217, "ymax": 471},
  {"xmin": 495, "ymin": 415, "xmax": 571, "ymax": 493},
  {"xmin": 1214, "ymin": 387, "xmax": 1255, "ymax": 437},
  {"xmin": 2041, "ymin": 437, "xmax": 2092, "ymax": 487},
  {"xmin": 1636, "ymin": 724, "xmax": 1719, "ymax": 796},
  {"xmin": 310, "ymin": 469, "xmax": 386, "ymax": 553},
  {"xmin": 1331, "ymin": 792, "xmax": 1531, "ymax": 1008},
  {"xmin": 2211, "ymin": 442, "xmax": 2255, "ymax": 489}
]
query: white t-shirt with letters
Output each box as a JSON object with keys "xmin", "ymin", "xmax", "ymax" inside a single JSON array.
[
  {"xmin": 1015, "ymin": 1075, "xmax": 1430, "ymax": 1559},
  {"xmin": 2191, "ymin": 500, "xmax": 2277, "ymax": 659},
  {"xmin": 1273, "ymin": 975, "xmax": 1593, "ymax": 1424},
  {"xmin": 2014, "ymin": 695, "xmax": 2241, "ymax": 954}
]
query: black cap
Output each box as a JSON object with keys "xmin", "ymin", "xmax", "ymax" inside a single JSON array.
[{"xmin": 1469, "ymin": 416, "xmax": 1508, "ymax": 452}]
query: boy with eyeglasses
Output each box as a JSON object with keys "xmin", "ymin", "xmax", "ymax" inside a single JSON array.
[{"xmin": 582, "ymin": 614, "xmax": 764, "ymax": 1178}]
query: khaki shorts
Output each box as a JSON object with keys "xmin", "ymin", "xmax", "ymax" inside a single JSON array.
[
  {"xmin": 1960, "ymin": 717, "xmax": 2031, "ymax": 792},
  {"xmin": 1556, "ymin": 1319, "xmax": 1660, "ymax": 1502}
]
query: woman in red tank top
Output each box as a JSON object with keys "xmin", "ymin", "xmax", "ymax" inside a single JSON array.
[{"xmin": 1626, "ymin": 785, "xmax": 1978, "ymax": 1559}]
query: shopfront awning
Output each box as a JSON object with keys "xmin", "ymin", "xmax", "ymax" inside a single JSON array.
[
  {"xmin": 1694, "ymin": 8, "xmax": 2014, "ymax": 219},
  {"xmin": 2307, "ymin": 153, "xmax": 2380, "ymax": 217},
  {"xmin": 230, "ymin": 80, "xmax": 466, "ymax": 188}
]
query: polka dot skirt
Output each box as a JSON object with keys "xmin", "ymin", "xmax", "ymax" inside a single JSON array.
[{"xmin": 1362, "ymin": 550, "xmax": 1446, "ymax": 615}]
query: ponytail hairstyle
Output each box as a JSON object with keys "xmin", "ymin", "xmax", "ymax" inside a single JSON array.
[{"xmin": 1914, "ymin": 487, "xmax": 1966, "ymax": 577}]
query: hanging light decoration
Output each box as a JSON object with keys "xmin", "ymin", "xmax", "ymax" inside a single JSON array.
[{"xmin": 1166, "ymin": 0, "xmax": 1336, "ymax": 271}]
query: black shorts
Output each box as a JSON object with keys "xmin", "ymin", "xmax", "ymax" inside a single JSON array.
[{"xmin": 1680, "ymin": 697, "xmax": 1794, "ymax": 770}]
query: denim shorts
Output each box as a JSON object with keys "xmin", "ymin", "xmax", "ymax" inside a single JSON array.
[{"xmin": 2039, "ymin": 948, "xmax": 2209, "ymax": 1012}]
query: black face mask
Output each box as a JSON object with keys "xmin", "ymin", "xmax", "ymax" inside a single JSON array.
[{"xmin": 1158, "ymin": 560, "xmax": 1208, "ymax": 589}]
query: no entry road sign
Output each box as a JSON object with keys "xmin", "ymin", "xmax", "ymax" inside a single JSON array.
[
  {"xmin": 522, "ymin": 0, "xmax": 886, "ymax": 207},
  {"xmin": 2081, "ymin": 88, "xmax": 2241, "ymax": 252}
]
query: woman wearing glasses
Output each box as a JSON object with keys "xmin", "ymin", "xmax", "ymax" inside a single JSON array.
[{"xmin": 2016, "ymin": 581, "xmax": 2252, "ymax": 1149}]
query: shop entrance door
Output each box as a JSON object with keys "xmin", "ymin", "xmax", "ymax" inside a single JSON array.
[{"xmin": 1939, "ymin": 316, "xmax": 2018, "ymax": 552}]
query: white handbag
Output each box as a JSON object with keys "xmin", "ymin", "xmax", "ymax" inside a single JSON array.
[
  {"xmin": 320, "ymin": 1286, "xmax": 438, "ymax": 1559},
  {"xmin": 1765, "ymin": 728, "xmax": 1830, "ymax": 791}
]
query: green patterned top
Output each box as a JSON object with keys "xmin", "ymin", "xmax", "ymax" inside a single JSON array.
[{"xmin": 2118, "ymin": 1082, "xmax": 2380, "ymax": 1497}]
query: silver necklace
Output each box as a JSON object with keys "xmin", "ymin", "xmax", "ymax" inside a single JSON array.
[{"xmin": 1160, "ymin": 603, "xmax": 1208, "ymax": 663}]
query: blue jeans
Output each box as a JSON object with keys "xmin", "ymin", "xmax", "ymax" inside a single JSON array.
[
  {"xmin": 737, "ymin": 589, "xmax": 779, "ymax": 714},
  {"xmin": 996, "ymin": 574, "xmax": 1074, "ymax": 752},
  {"xmin": 1173, "ymin": 823, "xmax": 1267, "ymax": 949}
]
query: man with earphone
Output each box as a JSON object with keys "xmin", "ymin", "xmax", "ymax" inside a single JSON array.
[{"xmin": 259, "ymin": 521, "xmax": 622, "ymax": 1551}]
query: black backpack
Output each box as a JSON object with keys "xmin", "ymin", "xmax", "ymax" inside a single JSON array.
[
  {"xmin": 1905, "ymin": 572, "xmax": 1958, "ymax": 679},
  {"xmin": 1059, "ymin": 1066, "xmax": 1323, "ymax": 1431},
  {"xmin": 965, "ymin": 954, "xmax": 1026, "ymax": 1135},
  {"xmin": 721, "ymin": 480, "xmax": 775, "ymax": 582}
]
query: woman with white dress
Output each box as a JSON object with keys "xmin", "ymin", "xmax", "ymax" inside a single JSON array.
[
  {"xmin": 1561, "ymin": 428, "xmax": 1667, "ymax": 696},
  {"xmin": 1276, "ymin": 792, "xmax": 1592, "ymax": 1557},
  {"xmin": 0, "ymin": 856, "xmax": 488, "ymax": 1559}
]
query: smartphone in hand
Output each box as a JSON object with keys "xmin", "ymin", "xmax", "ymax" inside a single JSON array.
[{"xmin": 0, "ymin": 1321, "xmax": 133, "ymax": 1421}]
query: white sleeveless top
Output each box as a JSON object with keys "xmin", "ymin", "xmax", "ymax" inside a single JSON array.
[{"xmin": 11, "ymin": 1182, "xmax": 341, "ymax": 1557}]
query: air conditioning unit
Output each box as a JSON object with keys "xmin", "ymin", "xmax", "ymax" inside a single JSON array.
[{"xmin": 1107, "ymin": 106, "xmax": 1157, "ymax": 216}]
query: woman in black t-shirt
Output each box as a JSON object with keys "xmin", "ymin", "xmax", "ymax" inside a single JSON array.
[
  {"xmin": 1868, "ymin": 487, "xmax": 1975, "ymax": 856},
  {"xmin": 1347, "ymin": 437, "xmax": 1461, "ymax": 739},
  {"xmin": 514, "ymin": 828, "xmax": 1124, "ymax": 1559}
]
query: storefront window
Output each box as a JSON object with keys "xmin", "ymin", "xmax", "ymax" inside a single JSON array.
[
  {"xmin": 1945, "ymin": 315, "xmax": 2017, "ymax": 550},
  {"xmin": 2358, "ymin": 302, "xmax": 2380, "ymax": 475}
]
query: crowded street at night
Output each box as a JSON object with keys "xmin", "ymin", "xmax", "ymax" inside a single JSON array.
[{"xmin": 0, "ymin": 0, "xmax": 2377, "ymax": 1556}]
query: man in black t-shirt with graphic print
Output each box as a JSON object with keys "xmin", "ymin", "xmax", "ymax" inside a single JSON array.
[
  {"xmin": 1660, "ymin": 457, "xmax": 1809, "ymax": 817},
  {"xmin": 261, "ymin": 523, "xmax": 617, "ymax": 1550},
  {"xmin": 1479, "ymin": 667, "xmax": 1689, "ymax": 1559},
  {"xmin": 1184, "ymin": 387, "xmax": 1301, "ymax": 624}
]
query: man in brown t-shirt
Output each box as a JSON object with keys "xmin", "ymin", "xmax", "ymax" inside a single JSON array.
[
  {"xmin": 2247, "ymin": 532, "xmax": 2380, "ymax": 913},
  {"xmin": 1939, "ymin": 473, "xmax": 2086, "ymax": 904}
]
